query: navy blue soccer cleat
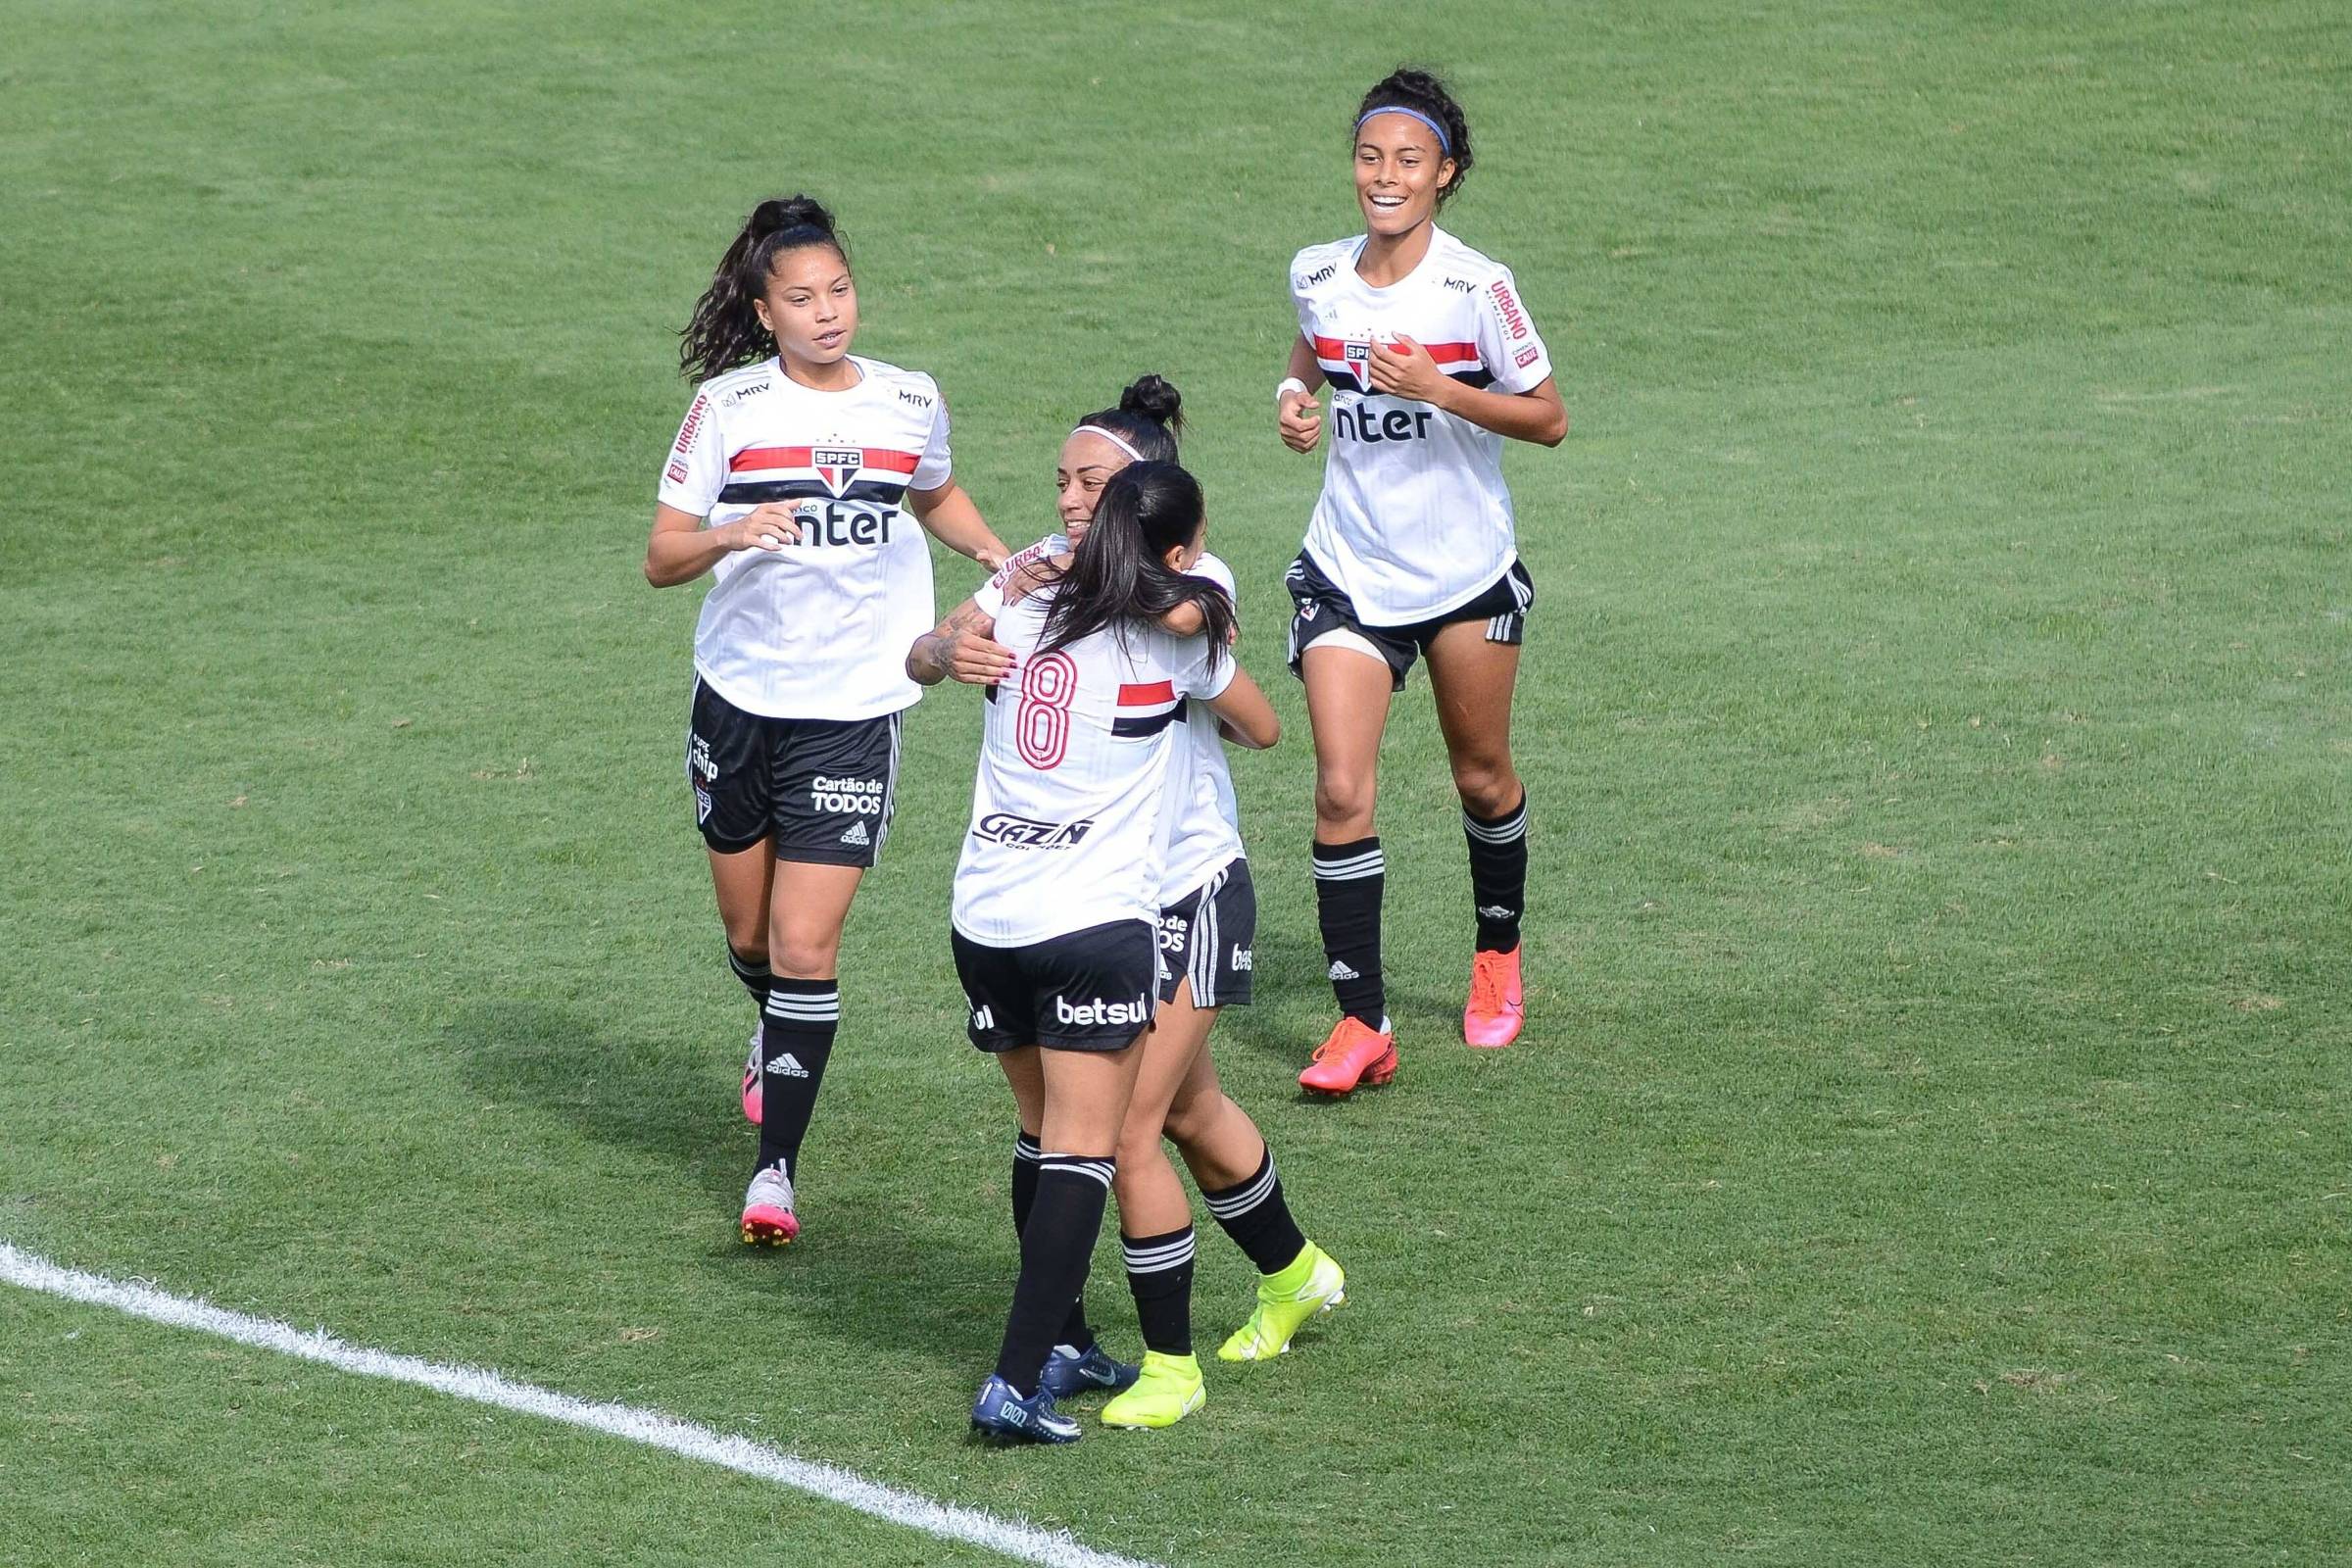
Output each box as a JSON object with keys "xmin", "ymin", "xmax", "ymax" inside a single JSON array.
[
  {"xmin": 1039, "ymin": 1342, "xmax": 1140, "ymax": 1399},
  {"xmin": 969, "ymin": 1375, "xmax": 1083, "ymax": 1445}
]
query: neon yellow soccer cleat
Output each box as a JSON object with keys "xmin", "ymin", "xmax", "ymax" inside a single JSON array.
[
  {"xmin": 1217, "ymin": 1243, "xmax": 1346, "ymax": 1362},
  {"xmin": 1100, "ymin": 1350, "xmax": 1205, "ymax": 1429}
]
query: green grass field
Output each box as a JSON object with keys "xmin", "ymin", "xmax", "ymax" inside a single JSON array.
[{"xmin": 4, "ymin": 1, "xmax": 2347, "ymax": 1563}]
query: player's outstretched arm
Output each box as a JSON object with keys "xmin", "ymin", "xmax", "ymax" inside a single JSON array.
[
  {"xmin": 906, "ymin": 480, "xmax": 1010, "ymax": 570},
  {"xmin": 1367, "ymin": 338, "xmax": 1568, "ymax": 447},
  {"xmin": 907, "ymin": 597, "xmax": 1014, "ymax": 687},
  {"xmin": 642, "ymin": 502, "xmax": 802, "ymax": 587},
  {"xmin": 1207, "ymin": 663, "xmax": 1280, "ymax": 750}
]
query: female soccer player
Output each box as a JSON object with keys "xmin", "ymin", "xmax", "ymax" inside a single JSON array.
[
  {"xmin": 944, "ymin": 463, "xmax": 1280, "ymax": 1444},
  {"xmin": 913, "ymin": 383, "xmax": 1347, "ymax": 1431},
  {"xmin": 1274, "ymin": 69, "xmax": 1569, "ymax": 1095},
  {"xmin": 646, "ymin": 194, "xmax": 1006, "ymax": 1245}
]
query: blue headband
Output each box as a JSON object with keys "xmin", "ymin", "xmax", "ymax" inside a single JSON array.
[{"xmin": 1355, "ymin": 105, "xmax": 1451, "ymax": 158}]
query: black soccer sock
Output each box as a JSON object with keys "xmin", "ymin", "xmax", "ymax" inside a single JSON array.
[
  {"xmin": 1464, "ymin": 791, "xmax": 1529, "ymax": 954},
  {"xmin": 1122, "ymin": 1226, "xmax": 1197, "ymax": 1357},
  {"xmin": 994, "ymin": 1154, "xmax": 1114, "ymax": 1396},
  {"xmin": 1010, "ymin": 1132, "xmax": 1097, "ymax": 1353},
  {"xmin": 1312, "ymin": 836, "xmax": 1387, "ymax": 1026},
  {"xmin": 1202, "ymin": 1145, "xmax": 1308, "ymax": 1278},
  {"xmin": 726, "ymin": 946, "xmax": 774, "ymax": 1012},
  {"xmin": 754, "ymin": 977, "xmax": 838, "ymax": 1180}
]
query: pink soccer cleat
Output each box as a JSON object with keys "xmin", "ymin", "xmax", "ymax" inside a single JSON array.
[
  {"xmin": 740, "ymin": 1164, "xmax": 799, "ymax": 1246},
  {"xmin": 1463, "ymin": 948, "xmax": 1524, "ymax": 1049},
  {"xmin": 742, "ymin": 1030, "xmax": 763, "ymax": 1124}
]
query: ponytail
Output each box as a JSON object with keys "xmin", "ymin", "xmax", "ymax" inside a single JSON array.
[
  {"xmin": 1038, "ymin": 462, "xmax": 1233, "ymax": 665},
  {"xmin": 678, "ymin": 194, "xmax": 848, "ymax": 382},
  {"xmin": 1071, "ymin": 374, "xmax": 1185, "ymax": 464}
]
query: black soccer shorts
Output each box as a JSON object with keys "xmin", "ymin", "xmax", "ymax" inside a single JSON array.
[
  {"xmin": 1155, "ymin": 858, "xmax": 1255, "ymax": 1008},
  {"xmin": 1284, "ymin": 551, "xmax": 1535, "ymax": 691},
  {"xmin": 953, "ymin": 919, "xmax": 1159, "ymax": 1054},
  {"xmin": 686, "ymin": 678, "xmax": 901, "ymax": 866}
]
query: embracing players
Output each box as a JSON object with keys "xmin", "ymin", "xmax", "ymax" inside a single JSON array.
[
  {"xmin": 938, "ymin": 462, "xmax": 1284, "ymax": 1444},
  {"xmin": 1275, "ymin": 69, "xmax": 1569, "ymax": 1095},
  {"xmin": 646, "ymin": 195, "xmax": 1005, "ymax": 1245}
]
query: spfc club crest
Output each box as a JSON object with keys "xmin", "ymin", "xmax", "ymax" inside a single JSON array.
[{"xmin": 812, "ymin": 447, "xmax": 863, "ymax": 495}]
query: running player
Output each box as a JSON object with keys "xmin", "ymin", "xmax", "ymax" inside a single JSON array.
[
  {"xmin": 1275, "ymin": 69, "xmax": 1569, "ymax": 1094},
  {"xmin": 917, "ymin": 384, "xmax": 1344, "ymax": 1428},
  {"xmin": 646, "ymin": 194, "xmax": 1006, "ymax": 1245},
  {"xmin": 948, "ymin": 463, "xmax": 1280, "ymax": 1445}
]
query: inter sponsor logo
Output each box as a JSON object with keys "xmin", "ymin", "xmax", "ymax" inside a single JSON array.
[
  {"xmin": 1054, "ymin": 993, "xmax": 1150, "ymax": 1028},
  {"xmin": 1335, "ymin": 405, "xmax": 1436, "ymax": 444},
  {"xmin": 973, "ymin": 812, "xmax": 1096, "ymax": 849}
]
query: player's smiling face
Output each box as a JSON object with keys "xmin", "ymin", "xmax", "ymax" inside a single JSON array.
[
  {"xmin": 754, "ymin": 246, "xmax": 858, "ymax": 372},
  {"xmin": 1354, "ymin": 113, "xmax": 1452, "ymax": 239},
  {"xmin": 1054, "ymin": 429, "xmax": 1133, "ymax": 541}
]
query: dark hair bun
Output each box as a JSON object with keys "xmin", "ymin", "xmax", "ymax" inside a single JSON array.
[
  {"xmin": 1119, "ymin": 374, "xmax": 1184, "ymax": 431},
  {"xmin": 752, "ymin": 193, "xmax": 835, "ymax": 238}
]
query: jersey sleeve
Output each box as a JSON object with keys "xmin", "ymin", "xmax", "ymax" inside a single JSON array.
[
  {"xmin": 657, "ymin": 389, "xmax": 724, "ymax": 515},
  {"xmin": 910, "ymin": 380, "xmax": 953, "ymax": 490},
  {"xmin": 971, "ymin": 567, "xmax": 1008, "ymax": 618},
  {"xmin": 1176, "ymin": 639, "xmax": 1239, "ymax": 704},
  {"xmin": 1474, "ymin": 264, "xmax": 1553, "ymax": 396}
]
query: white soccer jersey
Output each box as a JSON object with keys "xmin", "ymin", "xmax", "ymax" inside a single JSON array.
[
  {"xmin": 968, "ymin": 536, "xmax": 1246, "ymax": 906},
  {"xmin": 1289, "ymin": 226, "xmax": 1553, "ymax": 625},
  {"xmin": 969, "ymin": 531, "xmax": 1070, "ymax": 619},
  {"xmin": 659, "ymin": 354, "xmax": 952, "ymax": 721},
  {"xmin": 952, "ymin": 591, "xmax": 1236, "ymax": 948},
  {"xmin": 1158, "ymin": 552, "xmax": 1246, "ymax": 905}
]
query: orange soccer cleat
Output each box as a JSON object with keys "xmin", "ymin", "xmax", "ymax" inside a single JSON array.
[
  {"xmin": 1298, "ymin": 1016, "xmax": 1398, "ymax": 1096},
  {"xmin": 1462, "ymin": 947, "xmax": 1524, "ymax": 1049}
]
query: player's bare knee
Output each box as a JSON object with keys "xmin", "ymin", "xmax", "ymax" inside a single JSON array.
[
  {"xmin": 1313, "ymin": 773, "xmax": 1377, "ymax": 836},
  {"xmin": 1451, "ymin": 760, "xmax": 1519, "ymax": 818},
  {"xmin": 768, "ymin": 931, "xmax": 841, "ymax": 979}
]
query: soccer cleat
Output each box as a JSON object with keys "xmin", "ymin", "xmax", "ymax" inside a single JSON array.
[
  {"xmin": 969, "ymin": 1374, "xmax": 1083, "ymax": 1445},
  {"xmin": 1298, "ymin": 1017, "xmax": 1397, "ymax": 1095},
  {"xmin": 740, "ymin": 1163, "xmax": 799, "ymax": 1246},
  {"xmin": 1463, "ymin": 946, "xmax": 1525, "ymax": 1049},
  {"xmin": 742, "ymin": 1029, "xmax": 763, "ymax": 1124},
  {"xmin": 1217, "ymin": 1243, "xmax": 1346, "ymax": 1362},
  {"xmin": 1039, "ymin": 1342, "xmax": 1140, "ymax": 1399},
  {"xmin": 1100, "ymin": 1351, "xmax": 1205, "ymax": 1429}
]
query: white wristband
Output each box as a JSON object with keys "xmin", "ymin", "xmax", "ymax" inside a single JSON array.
[{"xmin": 1276, "ymin": 376, "xmax": 1309, "ymax": 409}]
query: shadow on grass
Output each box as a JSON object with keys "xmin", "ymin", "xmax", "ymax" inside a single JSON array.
[{"xmin": 445, "ymin": 999, "xmax": 1014, "ymax": 1373}]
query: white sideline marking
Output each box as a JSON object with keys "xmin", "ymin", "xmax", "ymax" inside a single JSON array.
[{"xmin": 1, "ymin": 1243, "xmax": 1161, "ymax": 1568}]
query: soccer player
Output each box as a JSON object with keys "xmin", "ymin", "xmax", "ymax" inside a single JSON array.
[
  {"xmin": 913, "ymin": 383, "xmax": 1347, "ymax": 1431},
  {"xmin": 944, "ymin": 463, "xmax": 1280, "ymax": 1445},
  {"xmin": 1274, "ymin": 69, "xmax": 1569, "ymax": 1095},
  {"xmin": 645, "ymin": 195, "xmax": 1006, "ymax": 1246}
]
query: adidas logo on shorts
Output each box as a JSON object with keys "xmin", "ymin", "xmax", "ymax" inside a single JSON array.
[{"xmin": 838, "ymin": 821, "xmax": 871, "ymax": 848}]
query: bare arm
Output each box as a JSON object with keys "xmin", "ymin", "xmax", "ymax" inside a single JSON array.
[
  {"xmin": 1206, "ymin": 663, "xmax": 1279, "ymax": 750},
  {"xmin": 1369, "ymin": 337, "xmax": 1569, "ymax": 448},
  {"xmin": 643, "ymin": 502, "xmax": 801, "ymax": 588},
  {"xmin": 907, "ymin": 597, "xmax": 1015, "ymax": 687},
  {"xmin": 1276, "ymin": 336, "xmax": 1327, "ymax": 454},
  {"xmin": 906, "ymin": 480, "xmax": 1009, "ymax": 570}
]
